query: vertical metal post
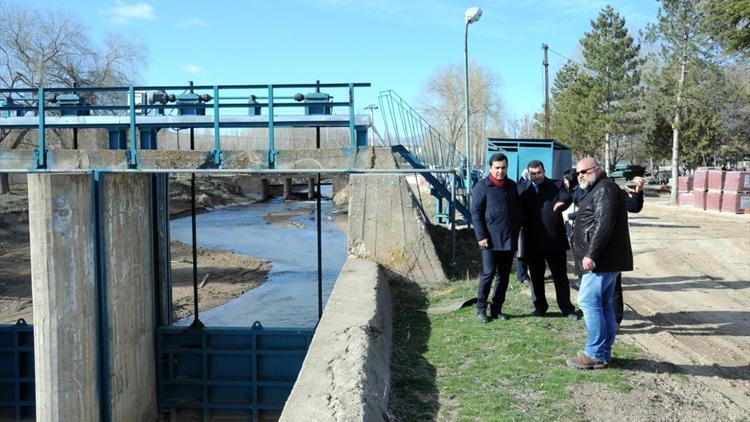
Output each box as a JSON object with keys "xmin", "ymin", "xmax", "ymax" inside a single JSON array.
[
  {"xmin": 36, "ymin": 88, "xmax": 46, "ymax": 168},
  {"xmin": 464, "ymin": 22, "xmax": 472, "ymax": 213},
  {"xmin": 92, "ymin": 170, "xmax": 113, "ymax": 422},
  {"xmin": 543, "ymin": 43, "xmax": 550, "ymax": 139},
  {"xmin": 189, "ymin": 127, "xmax": 203, "ymax": 329},
  {"xmin": 212, "ymin": 85, "xmax": 222, "ymax": 166},
  {"xmin": 316, "ymin": 126, "xmax": 323, "ymax": 320},
  {"xmin": 268, "ymin": 85, "xmax": 276, "ymax": 168},
  {"xmin": 348, "ymin": 83, "xmax": 356, "ymax": 149},
  {"xmin": 450, "ymin": 172, "xmax": 457, "ymax": 266},
  {"xmin": 128, "ymin": 86, "xmax": 138, "ymax": 167}
]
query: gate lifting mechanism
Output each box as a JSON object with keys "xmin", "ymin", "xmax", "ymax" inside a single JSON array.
[{"xmin": 0, "ymin": 82, "xmax": 371, "ymax": 169}]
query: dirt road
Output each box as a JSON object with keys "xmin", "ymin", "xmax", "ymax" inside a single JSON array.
[{"xmin": 573, "ymin": 194, "xmax": 750, "ymax": 421}]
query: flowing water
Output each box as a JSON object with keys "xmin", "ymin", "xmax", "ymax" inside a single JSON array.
[{"xmin": 170, "ymin": 190, "xmax": 347, "ymax": 328}]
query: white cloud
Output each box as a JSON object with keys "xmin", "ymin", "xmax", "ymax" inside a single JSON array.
[
  {"xmin": 101, "ymin": 2, "xmax": 157, "ymax": 25},
  {"xmin": 181, "ymin": 64, "xmax": 205, "ymax": 74},
  {"xmin": 176, "ymin": 17, "xmax": 208, "ymax": 28}
]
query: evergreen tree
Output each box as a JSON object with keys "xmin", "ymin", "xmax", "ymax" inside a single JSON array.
[
  {"xmin": 580, "ymin": 5, "xmax": 642, "ymax": 172},
  {"xmin": 549, "ymin": 6, "xmax": 642, "ymax": 169},
  {"xmin": 646, "ymin": 0, "xmax": 717, "ymax": 204},
  {"xmin": 702, "ymin": 0, "xmax": 750, "ymax": 56}
]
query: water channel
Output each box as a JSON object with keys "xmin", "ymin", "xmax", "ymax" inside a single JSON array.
[{"xmin": 170, "ymin": 187, "xmax": 347, "ymax": 328}]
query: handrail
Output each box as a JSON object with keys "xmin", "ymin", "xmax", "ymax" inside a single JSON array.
[
  {"xmin": 377, "ymin": 90, "xmax": 465, "ymax": 172},
  {"xmin": 0, "ymin": 82, "xmax": 371, "ymax": 169}
]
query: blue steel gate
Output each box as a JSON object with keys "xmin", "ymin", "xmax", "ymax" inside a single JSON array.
[
  {"xmin": 0, "ymin": 320, "xmax": 34, "ymax": 421},
  {"xmin": 157, "ymin": 324, "xmax": 313, "ymax": 421}
]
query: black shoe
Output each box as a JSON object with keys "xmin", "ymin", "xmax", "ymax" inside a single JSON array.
[
  {"xmin": 531, "ymin": 309, "xmax": 546, "ymax": 317},
  {"xmin": 492, "ymin": 312, "xmax": 509, "ymax": 320},
  {"xmin": 477, "ymin": 313, "xmax": 490, "ymax": 323},
  {"xmin": 570, "ymin": 281, "xmax": 580, "ymax": 290}
]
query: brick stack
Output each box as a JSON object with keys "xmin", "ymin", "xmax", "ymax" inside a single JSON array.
[
  {"xmin": 692, "ymin": 168, "xmax": 709, "ymax": 209},
  {"xmin": 721, "ymin": 171, "xmax": 750, "ymax": 214},
  {"xmin": 677, "ymin": 176, "xmax": 694, "ymax": 205},
  {"xmin": 705, "ymin": 169, "xmax": 725, "ymax": 210}
]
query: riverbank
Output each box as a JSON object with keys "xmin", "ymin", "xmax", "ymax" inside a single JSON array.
[{"xmin": 0, "ymin": 176, "xmax": 319, "ymax": 324}]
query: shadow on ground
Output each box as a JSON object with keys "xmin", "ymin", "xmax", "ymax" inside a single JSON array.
[
  {"xmin": 387, "ymin": 270, "xmax": 438, "ymax": 421},
  {"xmin": 611, "ymin": 357, "xmax": 750, "ymax": 381},
  {"xmin": 619, "ymin": 310, "xmax": 750, "ymax": 337}
]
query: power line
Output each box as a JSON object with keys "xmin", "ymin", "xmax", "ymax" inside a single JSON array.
[{"xmin": 547, "ymin": 47, "xmax": 597, "ymax": 76}]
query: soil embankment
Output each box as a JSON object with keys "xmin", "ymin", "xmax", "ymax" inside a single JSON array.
[{"xmin": 0, "ymin": 176, "xmax": 280, "ymax": 324}]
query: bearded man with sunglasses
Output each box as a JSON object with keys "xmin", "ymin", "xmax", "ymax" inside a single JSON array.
[{"xmin": 566, "ymin": 157, "xmax": 633, "ymax": 370}]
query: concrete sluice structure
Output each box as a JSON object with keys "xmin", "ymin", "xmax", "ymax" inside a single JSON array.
[{"xmin": 0, "ymin": 145, "xmax": 450, "ymax": 421}]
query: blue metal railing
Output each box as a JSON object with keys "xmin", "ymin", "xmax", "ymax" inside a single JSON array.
[
  {"xmin": 0, "ymin": 82, "xmax": 371, "ymax": 169},
  {"xmin": 377, "ymin": 90, "xmax": 472, "ymax": 223},
  {"xmin": 377, "ymin": 90, "xmax": 465, "ymax": 172}
]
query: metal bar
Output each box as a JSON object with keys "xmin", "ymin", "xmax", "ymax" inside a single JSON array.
[
  {"xmin": 189, "ymin": 128, "xmax": 204, "ymax": 329},
  {"xmin": 0, "ymin": 168, "xmax": 456, "ymax": 174},
  {"xmin": 212, "ymin": 86, "xmax": 221, "ymax": 166},
  {"xmin": 268, "ymin": 85, "xmax": 275, "ymax": 169},
  {"xmin": 316, "ymin": 127, "xmax": 323, "ymax": 321},
  {"xmin": 93, "ymin": 171, "xmax": 113, "ymax": 422},
  {"xmin": 348, "ymin": 83, "xmax": 356, "ymax": 148},
  {"xmin": 128, "ymin": 87, "xmax": 138, "ymax": 167},
  {"xmin": 387, "ymin": 94, "xmax": 401, "ymax": 144},
  {"xmin": 36, "ymin": 87, "xmax": 46, "ymax": 168},
  {"xmin": 450, "ymin": 172, "xmax": 457, "ymax": 265}
]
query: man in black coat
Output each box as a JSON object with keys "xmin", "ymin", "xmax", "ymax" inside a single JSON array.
[
  {"xmin": 471, "ymin": 153, "xmax": 522, "ymax": 323},
  {"xmin": 519, "ymin": 160, "xmax": 578, "ymax": 320},
  {"xmin": 566, "ymin": 157, "xmax": 633, "ymax": 370},
  {"xmin": 562, "ymin": 175, "xmax": 644, "ymax": 324}
]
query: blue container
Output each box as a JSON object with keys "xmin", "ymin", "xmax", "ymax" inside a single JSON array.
[{"xmin": 484, "ymin": 138, "xmax": 572, "ymax": 182}]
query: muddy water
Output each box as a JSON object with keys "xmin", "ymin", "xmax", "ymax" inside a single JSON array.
[{"xmin": 170, "ymin": 192, "xmax": 346, "ymax": 328}]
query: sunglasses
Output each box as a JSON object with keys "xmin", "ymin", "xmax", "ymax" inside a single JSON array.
[{"xmin": 576, "ymin": 166, "xmax": 598, "ymax": 176}]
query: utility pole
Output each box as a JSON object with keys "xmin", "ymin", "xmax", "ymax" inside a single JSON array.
[
  {"xmin": 364, "ymin": 104, "xmax": 378, "ymax": 145},
  {"xmin": 543, "ymin": 43, "xmax": 550, "ymax": 139}
]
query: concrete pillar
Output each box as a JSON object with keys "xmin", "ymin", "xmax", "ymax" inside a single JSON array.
[
  {"xmin": 28, "ymin": 173, "xmax": 100, "ymax": 422},
  {"xmin": 100, "ymin": 173, "xmax": 157, "ymax": 421},
  {"xmin": 307, "ymin": 177, "xmax": 316, "ymax": 200},
  {"xmin": 260, "ymin": 178, "xmax": 269, "ymax": 201},
  {"xmin": 283, "ymin": 177, "xmax": 293, "ymax": 200}
]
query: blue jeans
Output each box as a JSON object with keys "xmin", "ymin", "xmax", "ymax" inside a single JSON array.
[{"xmin": 578, "ymin": 271, "xmax": 618, "ymax": 361}]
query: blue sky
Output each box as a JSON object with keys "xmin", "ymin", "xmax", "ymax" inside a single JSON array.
[{"xmin": 26, "ymin": 0, "xmax": 659, "ymax": 123}]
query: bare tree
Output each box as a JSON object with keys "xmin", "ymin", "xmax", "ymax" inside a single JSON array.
[
  {"xmin": 417, "ymin": 62, "xmax": 504, "ymax": 169},
  {"xmin": 506, "ymin": 113, "xmax": 541, "ymax": 139},
  {"xmin": 0, "ymin": 1, "xmax": 147, "ymax": 192}
]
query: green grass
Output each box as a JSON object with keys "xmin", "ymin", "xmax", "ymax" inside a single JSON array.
[{"xmin": 389, "ymin": 224, "xmax": 642, "ymax": 421}]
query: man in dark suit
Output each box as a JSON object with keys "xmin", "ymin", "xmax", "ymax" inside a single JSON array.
[
  {"xmin": 519, "ymin": 160, "xmax": 578, "ymax": 320},
  {"xmin": 471, "ymin": 153, "xmax": 522, "ymax": 323}
]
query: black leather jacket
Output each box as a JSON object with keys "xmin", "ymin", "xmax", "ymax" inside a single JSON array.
[{"xmin": 571, "ymin": 177, "xmax": 633, "ymax": 273}]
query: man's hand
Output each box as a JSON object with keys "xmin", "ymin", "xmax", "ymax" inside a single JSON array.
[
  {"xmin": 581, "ymin": 256, "xmax": 595, "ymax": 271},
  {"xmin": 478, "ymin": 238, "xmax": 489, "ymax": 249},
  {"xmin": 633, "ymin": 176, "xmax": 645, "ymax": 193},
  {"xmin": 553, "ymin": 201, "xmax": 566, "ymax": 212}
]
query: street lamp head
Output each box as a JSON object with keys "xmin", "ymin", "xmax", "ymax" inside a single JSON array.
[{"xmin": 465, "ymin": 7, "xmax": 482, "ymax": 24}]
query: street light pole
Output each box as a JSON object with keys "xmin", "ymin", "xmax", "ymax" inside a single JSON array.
[
  {"xmin": 365, "ymin": 103, "xmax": 378, "ymax": 145},
  {"xmin": 464, "ymin": 7, "xmax": 482, "ymax": 215}
]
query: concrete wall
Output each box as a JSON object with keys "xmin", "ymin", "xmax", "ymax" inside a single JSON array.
[
  {"xmin": 348, "ymin": 175, "xmax": 446, "ymax": 288},
  {"xmin": 100, "ymin": 174, "xmax": 157, "ymax": 421},
  {"xmin": 26, "ymin": 173, "xmax": 157, "ymax": 421},
  {"xmin": 28, "ymin": 173, "xmax": 101, "ymax": 422},
  {"xmin": 280, "ymin": 258, "xmax": 392, "ymax": 422}
]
